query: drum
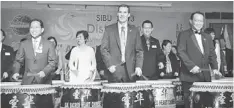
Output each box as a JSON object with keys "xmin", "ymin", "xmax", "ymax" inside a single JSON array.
[
  {"xmin": 137, "ymin": 80, "xmax": 176, "ymax": 108},
  {"xmin": 190, "ymin": 78, "xmax": 233, "ymax": 108},
  {"xmin": 52, "ymin": 80, "xmax": 65, "ymax": 97},
  {"xmin": 171, "ymin": 79, "xmax": 184, "ymax": 107},
  {"xmin": 60, "ymin": 82, "xmax": 102, "ymax": 108},
  {"xmin": 102, "ymin": 83, "xmax": 152, "ymax": 108},
  {"xmin": 52, "ymin": 80, "xmax": 65, "ymax": 108},
  {"xmin": 1, "ymin": 82, "xmax": 56, "ymax": 108}
]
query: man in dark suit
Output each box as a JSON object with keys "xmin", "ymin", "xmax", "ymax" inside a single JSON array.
[
  {"xmin": 1, "ymin": 29, "xmax": 15, "ymax": 82},
  {"xmin": 177, "ymin": 11, "xmax": 222, "ymax": 108},
  {"xmin": 101, "ymin": 4, "xmax": 144, "ymax": 108},
  {"xmin": 140, "ymin": 20, "xmax": 164, "ymax": 80},
  {"xmin": 12, "ymin": 19, "xmax": 57, "ymax": 85},
  {"xmin": 101, "ymin": 4, "xmax": 144, "ymax": 83}
]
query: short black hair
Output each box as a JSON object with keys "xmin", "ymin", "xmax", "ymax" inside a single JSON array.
[
  {"xmin": 76, "ymin": 30, "xmax": 89, "ymax": 41},
  {"xmin": 162, "ymin": 40, "xmax": 172, "ymax": 49},
  {"xmin": 204, "ymin": 28, "xmax": 215, "ymax": 34},
  {"xmin": 118, "ymin": 4, "xmax": 130, "ymax": 13},
  {"xmin": 1, "ymin": 29, "xmax": 6, "ymax": 37},
  {"xmin": 190, "ymin": 11, "xmax": 204, "ymax": 20},
  {"xmin": 47, "ymin": 36, "xmax": 57, "ymax": 47},
  {"xmin": 172, "ymin": 45, "xmax": 177, "ymax": 50},
  {"xmin": 142, "ymin": 20, "xmax": 153, "ymax": 28},
  {"xmin": 30, "ymin": 18, "xmax": 44, "ymax": 28}
]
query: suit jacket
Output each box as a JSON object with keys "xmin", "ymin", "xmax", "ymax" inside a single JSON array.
[
  {"xmin": 141, "ymin": 36, "xmax": 162, "ymax": 80},
  {"xmin": 100, "ymin": 23, "xmax": 143, "ymax": 82},
  {"xmin": 158, "ymin": 52, "xmax": 180, "ymax": 79},
  {"xmin": 1, "ymin": 44, "xmax": 15, "ymax": 81},
  {"xmin": 95, "ymin": 45, "xmax": 108, "ymax": 80},
  {"xmin": 13, "ymin": 37, "xmax": 57, "ymax": 85},
  {"xmin": 177, "ymin": 28, "xmax": 218, "ymax": 82}
]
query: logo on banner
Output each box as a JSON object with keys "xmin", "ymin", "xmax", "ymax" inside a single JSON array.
[
  {"xmin": 9, "ymin": 95, "xmax": 19, "ymax": 108},
  {"xmin": 22, "ymin": 95, "xmax": 35, "ymax": 108},
  {"xmin": 10, "ymin": 15, "xmax": 31, "ymax": 36}
]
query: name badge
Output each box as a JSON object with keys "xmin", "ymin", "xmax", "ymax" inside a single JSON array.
[
  {"xmin": 5, "ymin": 52, "xmax": 10, "ymax": 56},
  {"xmin": 36, "ymin": 45, "xmax": 43, "ymax": 53},
  {"xmin": 152, "ymin": 45, "xmax": 157, "ymax": 48}
]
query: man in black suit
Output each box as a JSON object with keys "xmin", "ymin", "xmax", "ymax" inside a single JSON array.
[
  {"xmin": 1, "ymin": 29, "xmax": 15, "ymax": 82},
  {"xmin": 177, "ymin": 11, "xmax": 222, "ymax": 108},
  {"xmin": 141, "ymin": 20, "xmax": 164, "ymax": 80}
]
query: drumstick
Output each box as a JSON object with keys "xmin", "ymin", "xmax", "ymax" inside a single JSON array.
[
  {"xmin": 131, "ymin": 73, "xmax": 149, "ymax": 80},
  {"xmin": 27, "ymin": 73, "xmax": 40, "ymax": 76},
  {"xmin": 141, "ymin": 75, "xmax": 149, "ymax": 80},
  {"xmin": 115, "ymin": 62, "xmax": 125, "ymax": 67},
  {"xmin": 199, "ymin": 69, "xmax": 222, "ymax": 75},
  {"xmin": 199, "ymin": 69, "xmax": 210, "ymax": 71}
]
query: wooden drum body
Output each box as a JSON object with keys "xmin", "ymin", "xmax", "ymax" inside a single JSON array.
[
  {"xmin": 102, "ymin": 83, "xmax": 152, "ymax": 108},
  {"xmin": 190, "ymin": 78, "xmax": 233, "ymax": 108},
  {"xmin": 137, "ymin": 80, "xmax": 176, "ymax": 108},
  {"xmin": 1, "ymin": 82, "xmax": 56, "ymax": 108},
  {"xmin": 171, "ymin": 79, "xmax": 184, "ymax": 107},
  {"xmin": 60, "ymin": 82, "xmax": 102, "ymax": 108}
]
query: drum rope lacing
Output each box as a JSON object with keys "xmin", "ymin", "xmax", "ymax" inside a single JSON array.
[
  {"xmin": 190, "ymin": 83, "xmax": 233, "ymax": 92},
  {"xmin": 101, "ymin": 83, "xmax": 153, "ymax": 93},
  {"xmin": 61, "ymin": 82, "xmax": 102, "ymax": 89},
  {"xmin": 1, "ymin": 85, "xmax": 56, "ymax": 95}
]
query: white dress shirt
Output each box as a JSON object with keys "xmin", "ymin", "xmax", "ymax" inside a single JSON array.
[
  {"xmin": 215, "ymin": 43, "xmax": 221, "ymax": 71},
  {"xmin": 195, "ymin": 33, "xmax": 204, "ymax": 54},
  {"xmin": 32, "ymin": 36, "xmax": 41, "ymax": 55},
  {"xmin": 0, "ymin": 43, "xmax": 2, "ymax": 53}
]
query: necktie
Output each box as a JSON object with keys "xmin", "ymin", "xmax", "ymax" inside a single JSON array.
[
  {"xmin": 146, "ymin": 39, "xmax": 150, "ymax": 51},
  {"xmin": 121, "ymin": 26, "xmax": 126, "ymax": 63},
  {"xmin": 33, "ymin": 39, "xmax": 38, "ymax": 56},
  {"xmin": 194, "ymin": 30, "xmax": 201, "ymax": 35}
]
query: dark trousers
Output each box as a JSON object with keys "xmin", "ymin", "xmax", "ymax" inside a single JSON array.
[
  {"xmin": 226, "ymin": 48, "xmax": 233, "ymax": 77},
  {"xmin": 182, "ymin": 81, "xmax": 193, "ymax": 108}
]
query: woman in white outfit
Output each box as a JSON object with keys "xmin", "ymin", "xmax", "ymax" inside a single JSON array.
[{"xmin": 68, "ymin": 30, "xmax": 96, "ymax": 83}]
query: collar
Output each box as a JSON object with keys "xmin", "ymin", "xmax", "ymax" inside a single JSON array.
[
  {"xmin": 32, "ymin": 36, "xmax": 42, "ymax": 42},
  {"xmin": 118, "ymin": 22, "xmax": 128, "ymax": 29},
  {"xmin": 192, "ymin": 28, "xmax": 201, "ymax": 35},
  {"xmin": 144, "ymin": 35, "xmax": 151, "ymax": 41}
]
